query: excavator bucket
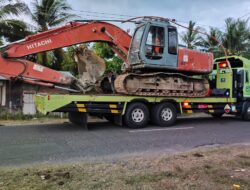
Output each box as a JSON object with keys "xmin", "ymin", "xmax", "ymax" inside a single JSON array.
[{"xmin": 74, "ymin": 46, "xmax": 106, "ymax": 92}]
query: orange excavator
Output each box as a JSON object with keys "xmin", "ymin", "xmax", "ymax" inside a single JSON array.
[
  {"xmin": 0, "ymin": 21, "xmax": 131, "ymax": 92},
  {"xmin": 0, "ymin": 17, "xmax": 213, "ymax": 97}
]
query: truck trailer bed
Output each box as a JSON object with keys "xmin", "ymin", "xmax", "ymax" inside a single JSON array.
[{"xmin": 35, "ymin": 94, "xmax": 237, "ymax": 115}]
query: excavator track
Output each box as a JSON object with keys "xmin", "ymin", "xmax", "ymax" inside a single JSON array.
[{"xmin": 114, "ymin": 72, "xmax": 210, "ymax": 97}]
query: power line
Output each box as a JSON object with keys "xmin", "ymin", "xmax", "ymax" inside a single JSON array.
[
  {"xmin": 71, "ymin": 9, "xmax": 135, "ymax": 18},
  {"xmin": 71, "ymin": 9, "xmax": 234, "ymax": 33},
  {"xmin": 75, "ymin": 13, "xmax": 129, "ymax": 20}
]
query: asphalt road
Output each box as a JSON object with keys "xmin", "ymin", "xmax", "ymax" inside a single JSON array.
[{"xmin": 0, "ymin": 116, "xmax": 250, "ymax": 167}]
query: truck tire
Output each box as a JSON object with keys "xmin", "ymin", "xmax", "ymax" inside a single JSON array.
[
  {"xmin": 242, "ymin": 102, "xmax": 250, "ymax": 121},
  {"xmin": 124, "ymin": 102, "xmax": 149, "ymax": 129},
  {"xmin": 151, "ymin": 102, "xmax": 177, "ymax": 127}
]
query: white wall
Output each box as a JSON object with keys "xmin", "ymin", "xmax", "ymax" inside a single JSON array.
[{"xmin": 0, "ymin": 81, "xmax": 6, "ymax": 106}]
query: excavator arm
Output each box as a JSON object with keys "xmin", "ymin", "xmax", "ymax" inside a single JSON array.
[
  {"xmin": 0, "ymin": 21, "xmax": 131, "ymax": 90},
  {"xmin": 2, "ymin": 21, "xmax": 131, "ymax": 61}
]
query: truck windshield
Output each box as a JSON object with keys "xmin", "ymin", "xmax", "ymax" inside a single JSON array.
[{"xmin": 128, "ymin": 24, "xmax": 145, "ymax": 64}]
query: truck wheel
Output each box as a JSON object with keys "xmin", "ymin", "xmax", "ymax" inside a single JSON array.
[
  {"xmin": 211, "ymin": 113, "xmax": 224, "ymax": 118},
  {"xmin": 242, "ymin": 102, "xmax": 250, "ymax": 121},
  {"xmin": 151, "ymin": 102, "xmax": 177, "ymax": 127},
  {"xmin": 124, "ymin": 102, "xmax": 149, "ymax": 129}
]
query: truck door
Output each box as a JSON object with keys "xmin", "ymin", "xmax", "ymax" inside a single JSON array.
[
  {"xmin": 244, "ymin": 70, "xmax": 250, "ymax": 98},
  {"xmin": 235, "ymin": 70, "xmax": 244, "ymax": 99}
]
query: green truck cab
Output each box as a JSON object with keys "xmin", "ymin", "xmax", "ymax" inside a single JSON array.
[{"xmin": 35, "ymin": 56, "xmax": 250, "ymax": 128}]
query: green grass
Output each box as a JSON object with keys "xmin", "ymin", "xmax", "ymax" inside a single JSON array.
[
  {"xmin": 0, "ymin": 145, "xmax": 250, "ymax": 190},
  {"xmin": 0, "ymin": 108, "xmax": 67, "ymax": 120}
]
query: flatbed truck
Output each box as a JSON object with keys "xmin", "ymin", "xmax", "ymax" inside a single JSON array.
[{"xmin": 35, "ymin": 56, "xmax": 250, "ymax": 128}]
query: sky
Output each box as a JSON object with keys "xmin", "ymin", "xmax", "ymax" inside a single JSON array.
[{"xmin": 25, "ymin": 0, "xmax": 250, "ymax": 33}]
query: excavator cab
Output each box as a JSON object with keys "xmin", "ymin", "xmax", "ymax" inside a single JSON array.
[{"xmin": 128, "ymin": 19, "xmax": 178, "ymax": 70}]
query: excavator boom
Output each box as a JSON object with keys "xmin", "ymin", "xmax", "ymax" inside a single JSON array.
[{"xmin": 2, "ymin": 21, "xmax": 131, "ymax": 61}]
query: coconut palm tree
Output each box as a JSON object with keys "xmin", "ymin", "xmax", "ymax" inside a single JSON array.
[
  {"xmin": 200, "ymin": 28, "xmax": 222, "ymax": 51},
  {"xmin": 222, "ymin": 18, "xmax": 250, "ymax": 55},
  {"xmin": 30, "ymin": 0, "xmax": 76, "ymax": 69},
  {"xmin": 0, "ymin": 0, "xmax": 30, "ymax": 42},
  {"xmin": 181, "ymin": 21, "xmax": 202, "ymax": 49},
  {"xmin": 31, "ymin": 0, "xmax": 75, "ymax": 31},
  {"xmin": 199, "ymin": 27, "xmax": 224, "ymax": 58}
]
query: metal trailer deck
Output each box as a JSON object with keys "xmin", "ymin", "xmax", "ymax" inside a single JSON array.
[{"xmin": 35, "ymin": 94, "xmax": 239, "ymax": 114}]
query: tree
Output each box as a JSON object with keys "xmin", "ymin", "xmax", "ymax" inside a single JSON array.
[
  {"xmin": 61, "ymin": 46, "xmax": 78, "ymax": 75},
  {"xmin": 92, "ymin": 42, "xmax": 123, "ymax": 73},
  {"xmin": 200, "ymin": 28, "xmax": 222, "ymax": 50},
  {"xmin": 0, "ymin": 0, "xmax": 31, "ymax": 42},
  {"xmin": 200, "ymin": 27, "xmax": 224, "ymax": 58},
  {"xmin": 30, "ymin": 0, "xmax": 76, "ymax": 69},
  {"xmin": 181, "ymin": 21, "xmax": 202, "ymax": 49},
  {"xmin": 92, "ymin": 43, "xmax": 114, "ymax": 59},
  {"xmin": 222, "ymin": 18, "xmax": 250, "ymax": 56}
]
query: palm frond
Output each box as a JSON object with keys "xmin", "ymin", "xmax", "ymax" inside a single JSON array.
[
  {"xmin": 31, "ymin": 0, "xmax": 76, "ymax": 29},
  {"xmin": 181, "ymin": 21, "xmax": 202, "ymax": 49},
  {"xmin": 0, "ymin": 19, "xmax": 32, "ymax": 41},
  {"xmin": 0, "ymin": 2, "xmax": 30, "ymax": 19}
]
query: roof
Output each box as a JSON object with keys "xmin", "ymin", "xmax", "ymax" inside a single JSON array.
[
  {"xmin": 215, "ymin": 56, "xmax": 250, "ymax": 69},
  {"xmin": 0, "ymin": 75, "xmax": 8, "ymax": 80}
]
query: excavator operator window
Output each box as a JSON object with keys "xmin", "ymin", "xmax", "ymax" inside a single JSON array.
[
  {"xmin": 145, "ymin": 26, "xmax": 164, "ymax": 60},
  {"xmin": 129, "ymin": 25, "xmax": 145, "ymax": 64},
  {"xmin": 168, "ymin": 27, "xmax": 177, "ymax": 55}
]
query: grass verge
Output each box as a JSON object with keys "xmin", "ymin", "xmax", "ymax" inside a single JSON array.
[
  {"xmin": 0, "ymin": 118, "xmax": 68, "ymax": 126},
  {"xmin": 0, "ymin": 145, "xmax": 250, "ymax": 190}
]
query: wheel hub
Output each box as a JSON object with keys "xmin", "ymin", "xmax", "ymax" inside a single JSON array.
[
  {"xmin": 161, "ymin": 108, "xmax": 172, "ymax": 121},
  {"xmin": 132, "ymin": 108, "xmax": 144, "ymax": 123}
]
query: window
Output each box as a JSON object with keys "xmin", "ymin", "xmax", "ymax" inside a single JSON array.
[
  {"xmin": 168, "ymin": 27, "xmax": 177, "ymax": 54},
  {"xmin": 213, "ymin": 63, "xmax": 217, "ymax": 70},
  {"xmin": 246, "ymin": 71, "xmax": 249, "ymax": 83},
  {"xmin": 130, "ymin": 25, "xmax": 145, "ymax": 53},
  {"xmin": 129, "ymin": 25, "xmax": 146, "ymax": 64},
  {"xmin": 145, "ymin": 26, "xmax": 164, "ymax": 60}
]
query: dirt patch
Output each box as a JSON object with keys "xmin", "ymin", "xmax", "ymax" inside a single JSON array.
[
  {"xmin": 0, "ymin": 144, "xmax": 249, "ymax": 190},
  {"xmin": 0, "ymin": 118, "xmax": 68, "ymax": 126}
]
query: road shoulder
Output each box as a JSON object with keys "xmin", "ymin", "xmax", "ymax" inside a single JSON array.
[{"xmin": 0, "ymin": 144, "xmax": 249, "ymax": 190}]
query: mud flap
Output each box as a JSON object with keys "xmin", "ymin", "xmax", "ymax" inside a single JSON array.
[
  {"xmin": 68, "ymin": 112, "xmax": 88, "ymax": 129},
  {"xmin": 241, "ymin": 101, "xmax": 250, "ymax": 121},
  {"xmin": 114, "ymin": 115, "xmax": 123, "ymax": 126}
]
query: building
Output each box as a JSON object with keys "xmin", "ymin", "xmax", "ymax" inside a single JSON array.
[{"xmin": 0, "ymin": 72, "xmax": 70, "ymax": 115}]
